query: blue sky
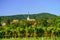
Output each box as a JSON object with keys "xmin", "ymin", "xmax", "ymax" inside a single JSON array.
[{"xmin": 0, "ymin": 0, "xmax": 60, "ymax": 16}]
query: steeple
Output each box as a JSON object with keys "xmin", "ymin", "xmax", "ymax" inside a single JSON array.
[
  {"xmin": 27, "ymin": 11, "xmax": 30, "ymax": 20},
  {"xmin": 27, "ymin": 11, "xmax": 35, "ymax": 21}
]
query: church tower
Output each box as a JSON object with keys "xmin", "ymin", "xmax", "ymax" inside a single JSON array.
[
  {"xmin": 27, "ymin": 11, "xmax": 30, "ymax": 20},
  {"xmin": 27, "ymin": 11, "xmax": 35, "ymax": 21}
]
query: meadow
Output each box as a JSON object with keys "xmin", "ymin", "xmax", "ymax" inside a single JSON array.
[{"xmin": 1, "ymin": 37, "xmax": 60, "ymax": 40}]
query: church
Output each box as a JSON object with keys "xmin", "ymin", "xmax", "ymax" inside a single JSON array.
[
  {"xmin": 27, "ymin": 15, "xmax": 35, "ymax": 21},
  {"xmin": 27, "ymin": 12, "xmax": 35, "ymax": 21}
]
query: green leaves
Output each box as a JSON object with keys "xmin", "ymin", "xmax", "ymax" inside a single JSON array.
[{"xmin": 0, "ymin": 13, "xmax": 60, "ymax": 38}]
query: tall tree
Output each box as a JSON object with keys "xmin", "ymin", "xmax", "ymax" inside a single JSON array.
[{"xmin": 0, "ymin": 17, "xmax": 2, "ymax": 26}]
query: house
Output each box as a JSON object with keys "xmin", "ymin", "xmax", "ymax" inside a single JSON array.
[
  {"xmin": 13, "ymin": 19, "xmax": 19, "ymax": 22},
  {"xmin": 1, "ymin": 22, "xmax": 6, "ymax": 26}
]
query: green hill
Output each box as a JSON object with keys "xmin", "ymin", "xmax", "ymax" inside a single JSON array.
[{"xmin": 0, "ymin": 13, "xmax": 57, "ymax": 22}]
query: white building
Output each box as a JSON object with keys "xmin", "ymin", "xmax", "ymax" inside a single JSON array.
[
  {"xmin": 27, "ymin": 15, "xmax": 35, "ymax": 21},
  {"xmin": 1, "ymin": 22, "xmax": 6, "ymax": 26}
]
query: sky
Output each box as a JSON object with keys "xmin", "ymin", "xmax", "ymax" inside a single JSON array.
[{"xmin": 0, "ymin": 0, "xmax": 60, "ymax": 16}]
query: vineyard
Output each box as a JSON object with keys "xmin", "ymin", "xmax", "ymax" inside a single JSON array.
[{"xmin": 0, "ymin": 13, "xmax": 60, "ymax": 40}]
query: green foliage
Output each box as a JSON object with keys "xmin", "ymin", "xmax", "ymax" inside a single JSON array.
[
  {"xmin": 0, "ymin": 13, "xmax": 57, "ymax": 22},
  {"xmin": 0, "ymin": 12, "xmax": 60, "ymax": 39}
]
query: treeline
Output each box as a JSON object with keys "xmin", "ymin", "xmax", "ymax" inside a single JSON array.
[{"xmin": 0, "ymin": 13, "xmax": 60, "ymax": 40}]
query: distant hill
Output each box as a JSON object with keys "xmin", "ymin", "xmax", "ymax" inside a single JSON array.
[{"xmin": 0, "ymin": 13, "xmax": 57, "ymax": 22}]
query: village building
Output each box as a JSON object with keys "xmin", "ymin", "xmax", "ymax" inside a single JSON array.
[
  {"xmin": 1, "ymin": 22, "xmax": 6, "ymax": 26},
  {"xmin": 13, "ymin": 19, "xmax": 19, "ymax": 22},
  {"xmin": 27, "ymin": 15, "xmax": 35, "ymax": 21},
  {"xmin": 27, "ymin": 12, "xmax": 35, "ymax": 21}
]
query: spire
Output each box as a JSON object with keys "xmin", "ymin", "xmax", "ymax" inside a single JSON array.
[
  {"xmin": 27, "ymin": 11, "xmax": 30, "ymax": 20},
  {"xmin": 28, "ymin": 11, "xmax": 29, "ymax": 16}
]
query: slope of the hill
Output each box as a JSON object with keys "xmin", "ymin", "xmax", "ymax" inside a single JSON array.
[{"xmin": 0, "ymin": 13, "xmax": 57, "ymax": 22}]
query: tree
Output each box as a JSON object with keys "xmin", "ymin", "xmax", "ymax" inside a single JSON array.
[
  {"xmin": 6, "ymin": 17, "xmax": 11, "ymax": 25},
  {"xmin": 55, "ymin": 16, "xmax": 60, "ymax": 28},
  {"xmin": 0, "ymin": 17, "xmax": 2, "ymax": 26}
]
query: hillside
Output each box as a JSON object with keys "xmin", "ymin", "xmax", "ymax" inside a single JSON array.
[{"xmin": 0, "ymin": 13, "xmax": 57, "ymax": 22}]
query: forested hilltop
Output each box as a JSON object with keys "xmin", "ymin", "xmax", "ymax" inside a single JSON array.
[{"xmin": 0, "ymin": 13, "xmax": 57, "ymax": 22}]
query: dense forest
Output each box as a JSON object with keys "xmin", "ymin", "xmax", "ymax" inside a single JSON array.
[{"xmin": 0, "ymin": 13, "xmax": 60, "ymax": 40}]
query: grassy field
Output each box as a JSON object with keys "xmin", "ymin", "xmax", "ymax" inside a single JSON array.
[{"xmin": 1, "ymin": 37, "xmax": 60, "ymax": 40}]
